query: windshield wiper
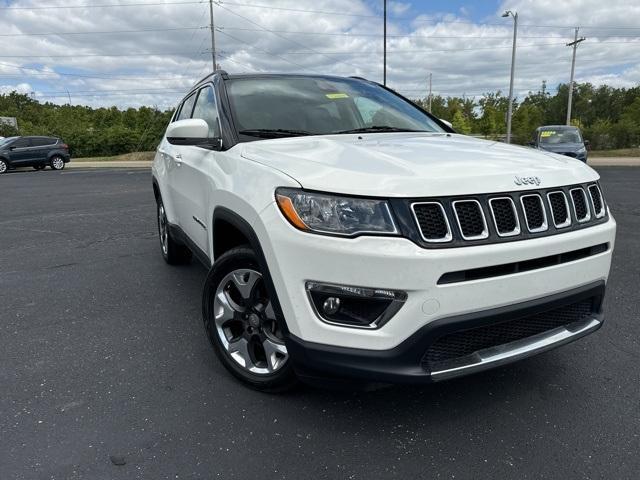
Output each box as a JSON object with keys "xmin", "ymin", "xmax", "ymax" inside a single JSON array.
[
  {"xmin": 238, "ymin": 128, "xmax": 314, "ymax": 138},
  {"xmin": 332, "ymin": 126, "xmax": 428, "ymax": 134}
]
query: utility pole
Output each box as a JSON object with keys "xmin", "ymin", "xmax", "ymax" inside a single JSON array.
[
  {"xmin": 566, "ymin": 28, "xmax": 585, "ymax": 125},
  {"xmin": 383, "ymin": 0, "xmax": 387, "ymax": 86},
  {"xmin": 428, "ymin": 73, "xmax": 432, "ymax": 112},
  {"xmin": 209, "ymin": 0, "xmax": 217, "ymax": 71},
  {"xmin": 502, "ymin": 10, "xmax": 517, "ymax": 144}
]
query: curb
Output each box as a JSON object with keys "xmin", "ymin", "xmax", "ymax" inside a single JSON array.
[{"xmin": 69, "ymin": 161, "xmax": 152, "ymax": 169}]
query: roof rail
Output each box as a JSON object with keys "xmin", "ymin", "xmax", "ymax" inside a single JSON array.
[{"xmin": 194, "ymin": 69, "xmax": 229, "ymax": 86}]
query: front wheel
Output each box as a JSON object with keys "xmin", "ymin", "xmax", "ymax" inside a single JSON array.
[
  {"xmin": 202, "ymin": 247, "xmax": 297, "ymax": 392},
  {"xmin": 156, "ymin": 199, "xmax": 191, "ymax": 265},
  {"xmin": 50, "ymin": 156, "xmax": 65, "ymax": 171},
  {"xmin": 0, "ymin": 159, "xmax": 7, "ymax": 174}
]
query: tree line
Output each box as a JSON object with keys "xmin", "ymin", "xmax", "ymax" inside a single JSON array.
[
  {"xmin": 1, "ymin": 81, "xmax": 639, "ymax": 157},
  {"xmin": 413, "ymin": 81, "xmax": 640, "ymax": 150},
  {"xmin": 0, "ymin": 92, "xmax": 173, "ymax": 157}
]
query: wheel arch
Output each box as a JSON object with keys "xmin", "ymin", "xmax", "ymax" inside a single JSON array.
[{"xmin": 212, "ymin": 207, "xmax": 290, "ymax": 336}]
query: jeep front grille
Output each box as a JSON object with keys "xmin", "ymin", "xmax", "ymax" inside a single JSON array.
[{"xmin": 404, "ymin": 182, "xmax": 607, "ymax": 248}]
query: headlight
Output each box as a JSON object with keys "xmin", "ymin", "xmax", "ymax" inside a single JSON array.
[
  {"xmin": 576, "ymin": 147, "xmax": 587, "ymax": 154},
  {"xmin": 275, "ymin": 188, "xmax": 398, "ymax": 236}
]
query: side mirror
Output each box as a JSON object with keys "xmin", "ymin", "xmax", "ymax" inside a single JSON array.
[
  {"xmin": 584, "ymin": 139, "xmax": 591, "ymax": 150},
  {"xmin": 166, "ymin": 119, "xmax": 222, "ymax": 150},
  {"xmin": 439, "ymin": 118, "xmax": 453, "ymax": 129}
]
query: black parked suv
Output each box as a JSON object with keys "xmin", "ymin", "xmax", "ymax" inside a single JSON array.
[{"xmin": 0, "ymin": 136, "xmax": 71, "ymax": 174}]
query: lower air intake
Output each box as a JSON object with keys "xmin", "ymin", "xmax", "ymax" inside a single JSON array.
[{"xmin": 422, "ymin": 299, "xmax": 595, "ymax": 372}]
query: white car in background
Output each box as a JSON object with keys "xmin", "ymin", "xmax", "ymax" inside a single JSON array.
[{"xmin": 152, "ymin": 72, "xmax": 616, "ymax": 391}]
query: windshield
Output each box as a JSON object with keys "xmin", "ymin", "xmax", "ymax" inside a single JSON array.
[
  {"xmin": 0, "ymin": 136, "xmax": 17, "ymax": 146},
  {"xmin": 226, "ymin": 76, "xmax": 444, "ymax": 139},
  {"xmin": 538, "ymin": 128, "xmax": 582, "ymax": 144}
]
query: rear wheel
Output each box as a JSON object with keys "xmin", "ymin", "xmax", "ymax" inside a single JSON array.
[
  {"xmin": 0, "ymin": 159, "xmax": 7, "ymax": 174},
  {"xmin": 202, "ymin": 247, "xmax": 297, "ymax": 392},
  {"xmin": 156, "ymin": 199, "xmax": 191, "ymax": 265},
  {"xmin": 50, "ymin": 156, "xmax": 65, "ymax": 171}
]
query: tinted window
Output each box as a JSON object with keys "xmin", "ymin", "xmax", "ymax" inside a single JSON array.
[
  {"xmin": 226, "ymin": 76, "xmax": 444, "ymax": 138},
  {"xmin": 192, "ymin": 86, "xmax": 221, "ymax": 137},
  {"xmin": 12, "ymin": 138, "xmax": 31, "ymax": 148},
  {"xmin": 176, "ymin": 92, "xmax": 197, "ymax": 121},
  {"xmin": 31, "ymin": 137, "xmax": 56, "ymax": 147}
]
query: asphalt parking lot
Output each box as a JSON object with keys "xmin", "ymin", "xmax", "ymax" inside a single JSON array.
[{"xmin": 1, "ymin": 167, "xmax": 638, "ymax": 479}]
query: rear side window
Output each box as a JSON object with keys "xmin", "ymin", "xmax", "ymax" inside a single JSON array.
[
  {"xmin": 31, "ymin": 137, "xmax": 56, "ymax": 147},
  {"xmin": 192, "ymin": 86, "xmax": 221, "ymax": 137},
  {"xmin": 176, "ymin": 92, "xmax": 197, "ymax": 121}
]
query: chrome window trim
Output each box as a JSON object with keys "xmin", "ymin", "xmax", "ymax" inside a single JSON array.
[
  {"xmin": 488, "ymin": 197, "xmax": 520, "ymax": 237},
  {"xmin": 569, "ymin": 187, "xmax": 591, "ymax": 223},
  {"xmin": 410, "ymin": 201, "xmax": 452, "ymax": 243},
  {"xmin": 452, "ymin": 199, "xmax": 489, "ymax": 240},
  {"xmin": 546, "ymin": 191, "xmax": 572, "ymax": 228},
  {"xmin": 520, "ymin": 193, "xmax": 548, "ymax": 233},
  {"xmin": 588, "ymin": 184, "xmax": 605, "ymax": 218}
]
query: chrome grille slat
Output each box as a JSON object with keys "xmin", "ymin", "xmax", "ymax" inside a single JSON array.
[
  {"xmin": 411, "ymin": 202, "xmax": 452, "ymax": 243},
  {"xmin": 452, "ymin": 200, "xmax": 489, "ymax": 240},
  {"xmin": 547, "ymin": 191, "xmax": 571, "ymax": 228},
  {"xmin": 588, "ymin": 184, "xmax": 605, "ymax": 218},
  {"xmin": 489, "ymin": 197, "xmax": 520, "ymax": 237},
  {"xmin": 520, "ymin": 194, "xmax": 548, "ymax": 232},
  {"xmin": 570, "ymin": 188, "xmax": 591, "ymax": 223}
]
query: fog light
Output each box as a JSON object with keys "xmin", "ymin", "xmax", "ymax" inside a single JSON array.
[
  {"xmin": 323, "ymin": 297, "xmax": 341, "ymax": 315},
  {"xmin": 306, "ymin": 281, "xmax": 407, "ymax": 329}
]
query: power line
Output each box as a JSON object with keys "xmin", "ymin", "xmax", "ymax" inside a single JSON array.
[
  {"xmin": 0, "ymin": 1, "xmax": 205, "ymax": 10},
  {"xmin": 0, "ymin": 26, "xmax": 207, "ymax": 37},
  {"xmin": 214, "ymin": 2, "xmax": 365, "ymax": 72},
  {"xmin": 0, "ymin": 51, "xmax": 205, "ymax": 58}
]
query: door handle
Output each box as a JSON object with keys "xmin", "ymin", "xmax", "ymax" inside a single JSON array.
[{"xmin": 175, "ymin": 153, "xmax": 182, "ymax": 166}]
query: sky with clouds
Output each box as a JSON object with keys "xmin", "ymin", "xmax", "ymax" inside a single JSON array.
[{"xmin": 0, "ymin": 0, "xmax": 639, "ymax": 110}]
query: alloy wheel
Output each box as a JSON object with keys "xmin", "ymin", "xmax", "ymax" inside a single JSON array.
[
  {"xmin": 51, "ymin": 157, "xmax": 64, "ymax": 170},
  {"xmin": 0, "ymin": 160, "xmax": 6, "ymax": 174},
  {"xmin": 213, "ymin": 268, "xmax": 288, "ymax": 374},
  {"xmin": 158, "ymin": 203, "xmax": 169, "ymax": 255}
]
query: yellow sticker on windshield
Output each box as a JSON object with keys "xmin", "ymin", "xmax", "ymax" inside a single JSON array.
[
  {"xmin": 540, "ymin": 131, "xmax": 555, "ymax": 137},
  {"xmin": 326, "ymin": 93, "xmax": 349, "ymax": 99}
]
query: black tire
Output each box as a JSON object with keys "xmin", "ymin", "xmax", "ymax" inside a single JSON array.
[
  {"xmin": 0, "ymin": 159, "xmax": 7, "ymax": 174},
  {"xmin": 202, "ymin": 247, "xmax": 297, "ymax": 392},
  {"xmin": 156, "ymin": 198, "xmax": 191, "ymax": 265},
  {"xmin": 50, "ymin": 156, "xmax": 65, "ymax": 171}
]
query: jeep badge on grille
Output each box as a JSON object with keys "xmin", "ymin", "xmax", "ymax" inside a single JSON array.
[{"xmin": 514, "ymin": 175, "xmax": 541, "ymax": 186}]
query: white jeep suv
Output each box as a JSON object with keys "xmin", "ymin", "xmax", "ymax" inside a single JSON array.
[{"xmin": 152, "ymin": 72, "xmax": 616, "ymax": 391}]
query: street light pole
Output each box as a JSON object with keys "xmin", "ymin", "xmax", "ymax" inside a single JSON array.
[
  {"xmin": 383, "ymin": 0, "xmax": 387, "ymax": 86},
  {"xmin": 502, "ymin": 10, "xmax": 518, "ymax": 144},
  {"xmin": 566, "ymin": 28, "xmax": 586, "ymax": 125}
]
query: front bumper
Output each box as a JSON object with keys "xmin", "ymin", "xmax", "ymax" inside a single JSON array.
[
  {"xmin": 286, "ymin": 282, "xmax": 604, "ymax": 384},
  {"xmin": 255, "ymin": 202, "xmax": 615, "ymax": 383}
]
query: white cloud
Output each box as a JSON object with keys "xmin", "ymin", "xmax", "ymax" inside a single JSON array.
[{"xmin": 0, "ymin": 0, "xmax": 637, "ymax": 109}]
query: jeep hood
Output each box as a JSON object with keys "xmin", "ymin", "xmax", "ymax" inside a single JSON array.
[{"xmin": 240, "ymin": 133, "xmax": 599, "ymax": 197}]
